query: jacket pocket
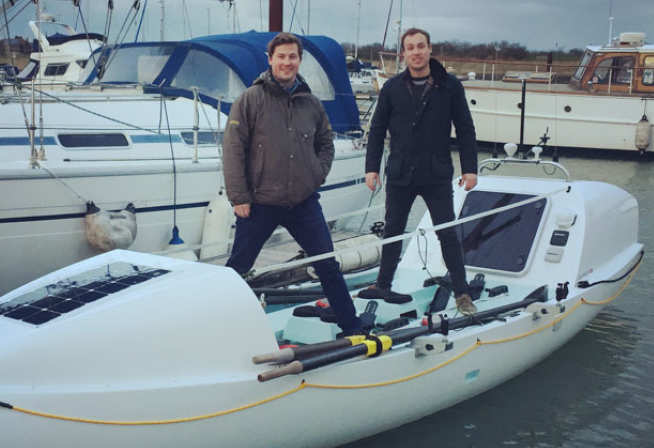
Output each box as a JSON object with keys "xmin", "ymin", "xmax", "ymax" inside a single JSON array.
[{"xmin": 249, "ymin": 141, "xmax": 266, "ymax": 190}]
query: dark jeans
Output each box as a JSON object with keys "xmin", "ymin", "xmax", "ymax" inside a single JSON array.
[
  {"xmin": 377, "ymin": 183, "xmax": 469, "ymax": 296},
  {"xmin": 226, "ymin": 192, "xmax": 361, "ymax": 333}
]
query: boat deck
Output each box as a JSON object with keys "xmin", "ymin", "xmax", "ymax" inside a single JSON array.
[{"xmin": 273, "ymin": 266, "xmax": 547, "ymax": 345}]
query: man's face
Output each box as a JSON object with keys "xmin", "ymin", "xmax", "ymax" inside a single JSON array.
[
  {"xmin": 402, "ymin": 33, "xmax": 431, "ymax": 73},
  {"xmin": 269, "ymin": 43, "xmax": 301, "ymax": 83}
]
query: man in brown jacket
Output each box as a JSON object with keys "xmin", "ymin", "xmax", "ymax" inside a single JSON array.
[{"xmin": 222, "ymin": 32, "xmax": 363, "ymax": 335}]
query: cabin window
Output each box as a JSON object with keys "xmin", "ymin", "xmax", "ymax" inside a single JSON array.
[
  {"xmin": 82, "ymin": 45, "xmax": 175, "ymax": 83},
  {"xmin": 642, "ymin": 56, "xmax": 654, "ymax": 85},
  {"xmin": 179, "ymin": 131, "xmax": 224, "ymax": 146},
  {"xmin": 44, "ymin": 63, "xmax": 70, "ymax": 76},
  {"xmin": 171, "ymin": 49, "xmax": 246, "ymax": 102},
  {"xmin": 592, "ymin": 56, "xmax": 635, "ymax": 85},
  {"xmin": 299, "ymin": 50, "xmax": 336, "ymax": 101},
  {"xmin": 58, "ymin": 133, "xmax": 129, "ymax": 148},
  {"xmin": 573, "ymin": 51, "xmax": 593, "ymax": 81},
  {"xmin": 456, "ymin": 191, "xmax": 546, "ymax": 273}
]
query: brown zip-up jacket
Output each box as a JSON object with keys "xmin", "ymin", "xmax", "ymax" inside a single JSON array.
[{"xmin": 222, "ymin": 70, "xmax": 334, "ymax": 208}]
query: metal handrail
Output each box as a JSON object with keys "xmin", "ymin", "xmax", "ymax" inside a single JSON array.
[{"xmin": 479, "ymin": 157, "xmax": 570, "ymax": 181}]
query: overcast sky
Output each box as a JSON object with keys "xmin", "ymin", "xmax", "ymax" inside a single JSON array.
[{"xmin": 5, "ymin": 0, "xmax": 654, "ymax": 51}]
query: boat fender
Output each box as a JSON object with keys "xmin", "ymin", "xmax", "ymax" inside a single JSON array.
[
  {"xmin": 635, "ymin": 114, "xmax": 651, "ymax": 151},
  {"xmin": 84, "ymin": 201, "xmax": 137, "ymax": 252}
]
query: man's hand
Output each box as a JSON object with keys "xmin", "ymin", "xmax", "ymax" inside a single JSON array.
[
  {"xmin": 458, "ymin": 173, "xmax": 478, "ymax": 191},
  {"xmin": 233, "ymin": 203, "xmax": 251, "ymax": 218},
  {"xmin": 365, "ymin": 172, "xmax": 380, "ymax": 191}
]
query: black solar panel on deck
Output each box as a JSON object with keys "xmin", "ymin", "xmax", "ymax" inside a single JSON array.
[{"xmin": 0, "ymin": 262, "xmax": 170, "ymax": 326}]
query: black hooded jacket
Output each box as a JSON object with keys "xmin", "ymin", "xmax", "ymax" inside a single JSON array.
[{"xmin": 366, "ymin": 58, "xmax": 477, "ymax": 186}]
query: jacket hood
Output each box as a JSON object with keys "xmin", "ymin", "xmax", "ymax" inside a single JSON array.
[{"xmin": 253, "ymin": 69, "xmax": 312, "ymax": 96}]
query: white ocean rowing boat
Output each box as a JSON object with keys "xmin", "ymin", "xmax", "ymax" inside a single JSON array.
[{"xmin": 0, "ymin": 145, "xmax": 643, "ymax": 447}]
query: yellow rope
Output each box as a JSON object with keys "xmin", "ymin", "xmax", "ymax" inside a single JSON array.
[
  {"xmin": 2, "ymin": 257, "xmax": 642, "ymax": 425},
  {"xmin": 305, "ymin": 341, "xmax": 482, "ymax": 390},
  {"xmin": 9, "ymin": 382, "xmax": 307, "ymax": 425}
]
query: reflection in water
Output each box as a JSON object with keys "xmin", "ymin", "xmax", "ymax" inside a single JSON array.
[{"xmin": 341, "ymin": 154, "xmax": 654, "ymax": 447}]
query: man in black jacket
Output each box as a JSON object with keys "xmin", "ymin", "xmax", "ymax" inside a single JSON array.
[{"xmin": 363, "ymin": 28, "xmax": 478, "ymax": 315}]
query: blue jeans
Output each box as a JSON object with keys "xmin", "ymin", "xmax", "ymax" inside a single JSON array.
[{"xmin": 226, "ymin": 193, "xmax": 361, "ymax": 334}]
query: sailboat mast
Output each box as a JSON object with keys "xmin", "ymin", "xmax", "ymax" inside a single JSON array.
[
  {"xmin": 395, "ymin": 0, "xmax": 403, "ymax": 72},
  {"xmin": 607, "ymin": 0, "xmax": 614, "ymax": 45},
  {"xmin": 159, "ymin": 0, "xmax": 164, "ymax": 41},
  {"xmin": 269, "ymin": 0, "xmax": 282, "ymax": 32},
  {"xmin": 355, "ymin": 0, "xmax": 361, "ymax": 60}
]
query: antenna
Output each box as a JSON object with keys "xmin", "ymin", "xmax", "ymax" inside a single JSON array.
[{"xmin": 607, "ymin": 0, "xmax": 614, "ymax": 46}]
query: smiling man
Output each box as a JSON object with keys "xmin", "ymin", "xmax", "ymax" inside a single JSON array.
[
  {"xmin": 362, "ymin": 28, "xmax": 479, "ymax": 315},
  {"xmin": 222, "ymin": 32, "xmax": 364, "ymax": 336}
]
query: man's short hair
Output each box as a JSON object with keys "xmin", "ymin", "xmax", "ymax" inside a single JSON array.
[
  {"xmin": 267, "ymin": 32, "xmax": 303, "ymax": 59},
  {"xmin": 400, "ymin": 28, "xmax": 431, "ymax": 51}
]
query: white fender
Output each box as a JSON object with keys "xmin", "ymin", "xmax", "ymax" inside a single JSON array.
[
  {"xmin": 199, "ymin": 189, "xmax": 235, "ymax": 260},
  {"xmin": 635, "ymin": 114, "xmax": 651, "ymax": 151},
  {"xmin": 84, "ymin": 202, "xmax": 137, "ymax": 252}
]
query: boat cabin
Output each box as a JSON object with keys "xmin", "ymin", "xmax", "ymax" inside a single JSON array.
[
  {"xmin": 17, "ymin": 19, "xmax": 105, "ymax": 84},
  {"xmin": 569, "ymin": 32, "xmax": 654, "ymax": 95}
]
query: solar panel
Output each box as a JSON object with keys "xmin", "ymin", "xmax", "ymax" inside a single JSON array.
[{"xmin": 0, "ymin": 262, "xmax": 170, "ymax": 326}]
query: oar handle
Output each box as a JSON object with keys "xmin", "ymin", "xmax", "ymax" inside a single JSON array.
[
  {"xmin": 252, "ymin": 347, "xmax": 295, "ymax": 364},
  {"xmin": 258, "ymin": 360, "xmax": 303, "ymax": 382}
]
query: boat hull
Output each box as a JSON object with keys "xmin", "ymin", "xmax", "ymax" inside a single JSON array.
[
  {"xmin": 0, "ymin": 266, "xmax": 635, "ymax": 448},
  {"xmin": 461, "ymin": 83, "xmax": 654, "ymax": 153}
]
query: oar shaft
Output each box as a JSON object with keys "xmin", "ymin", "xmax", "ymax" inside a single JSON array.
[{"xmin": 253, "ymin": 336, "xmax": 366, "ymax": 364}]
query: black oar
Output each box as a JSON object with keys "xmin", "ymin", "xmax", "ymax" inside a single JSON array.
[
  {"xmin": 258, "ymin": 334, "xmax": 392, "ymax": 382},
  {"xmin": 252, "ymin": 335, "xmax": 367, "ymax": 364}
]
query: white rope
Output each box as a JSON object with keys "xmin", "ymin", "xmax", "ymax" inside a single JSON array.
[
  {"xmin": 250, "ymin": 185, "xmax": 570, "ymax": 276},
  {"xmin": 36, "ymin": 163, "xmax": 88, "ymax": 204}
]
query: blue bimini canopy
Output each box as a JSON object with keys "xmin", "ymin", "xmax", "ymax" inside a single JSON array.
[{"xmin": 81, "ymin": 31, "xmax": 360, "ymax": 134}]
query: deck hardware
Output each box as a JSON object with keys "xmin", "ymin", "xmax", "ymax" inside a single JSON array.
[{"xmin": 411, "ymin": 335, "xmax": 452, "ymax": 357}]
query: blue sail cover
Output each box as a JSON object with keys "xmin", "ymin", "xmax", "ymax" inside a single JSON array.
[{"xmin": 83, "ymin": 31, "xmax": 360, "ymax": 133}]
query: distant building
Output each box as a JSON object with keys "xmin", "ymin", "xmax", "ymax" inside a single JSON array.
[{"xmin": 0, "ymin": 37, "xmax": 31, "ymax": 56}]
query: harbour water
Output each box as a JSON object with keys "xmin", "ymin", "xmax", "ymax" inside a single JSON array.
[{"xmin": 342, "ymin": 152, "xmax": 654, "ymax": 447}]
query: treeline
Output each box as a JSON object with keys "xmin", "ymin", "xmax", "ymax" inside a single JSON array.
[{"xmin": 343, "ymin": 40, "xmax": 584, "ymax": 62}]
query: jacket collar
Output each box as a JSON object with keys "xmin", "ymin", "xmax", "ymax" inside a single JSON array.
[
  {"xmin": 254, "ymin": 69, "xmax": 312, "ymax": 96},
  {"xmin": 401, "ymin": 58, "xmax": 448, "ymax": 86}
]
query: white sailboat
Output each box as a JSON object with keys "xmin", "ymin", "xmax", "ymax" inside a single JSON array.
[{"xmin": 0, "ymin": 16, "xmax": 370, "ymax": 294}]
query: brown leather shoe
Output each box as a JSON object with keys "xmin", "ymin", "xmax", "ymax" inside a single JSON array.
[{"xmin": 456, "ymin": 293, "xmax": 477, "ymax": 315}]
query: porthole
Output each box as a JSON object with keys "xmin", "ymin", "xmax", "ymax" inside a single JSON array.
[
  {"xmin": 470, "ymin": 99, "xmax": 477, "ymax": 105},
  {"xmin": 564, "ymin": 105, "xmax": 572, "ymax": 113}
]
